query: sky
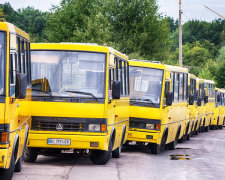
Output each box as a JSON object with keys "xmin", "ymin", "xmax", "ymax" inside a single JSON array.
[{"xmin": 1, "ymin": 0, "xmax": 225, "ymax": 22}]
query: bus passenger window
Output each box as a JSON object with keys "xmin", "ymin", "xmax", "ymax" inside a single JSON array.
[
  {"xmin": 126, "ymin": 62, "xmax": 129, "ymax": 95},
  {"xmin": 184, "ymin": 74, "xmax": 187, "ymax": 100},
  {"xmin": 179, "ymin": 73, "xmax": 184, "ymax": 101},
  {"xmin": 0, "ymin": 32, "xmax": 5, "ymax": 95},
  {"xmin": 174, "ymin": 73, "xmax": 179, "ymax": 102}
]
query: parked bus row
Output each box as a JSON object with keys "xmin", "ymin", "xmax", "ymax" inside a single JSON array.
[{"xmin": 0, "ymin": 22, "xmax": 224, "ymax": 180}]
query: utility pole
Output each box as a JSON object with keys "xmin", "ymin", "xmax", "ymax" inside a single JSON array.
[{"xmin": 179, "ymin": 0, "xmax": 182, "ymax": 67}]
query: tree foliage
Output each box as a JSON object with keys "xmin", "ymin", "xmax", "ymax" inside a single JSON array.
[{"xmin": 1, "ymin": 1, "xmax": 225, "ymax": 87}]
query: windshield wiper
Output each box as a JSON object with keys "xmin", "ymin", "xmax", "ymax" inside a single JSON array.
[
  {"xmin": 64, "ymin": 90, "xmax": 99, "ymax": 103},
  {"xmin": 32, "ymin": 88, "xmax": 54, "ymax": 99},
  {"xmin": 142, "ymin": 98, "xmax": 155, "ymax": 107},
  {"xmin": 130, "ymin": 98, "xmax": 155, "ymax": 107}
]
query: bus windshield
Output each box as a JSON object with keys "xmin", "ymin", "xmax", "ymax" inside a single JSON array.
[
  {"xmin": 130, "ymin": 66, "xmax": 163, "ymax": 107},
  {"xmin": 0, "ymin": 32, "xmax": 5, "ymax": 95},
  {"xmin": 31, "ymin": 50, "xmax": 106, "ymax": 99}
]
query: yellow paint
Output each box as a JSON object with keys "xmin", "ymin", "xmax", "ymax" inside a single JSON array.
[
  {"xmin": 128, "ymin": 60, "xmax": 188, "ymax": 146},
  {"xmin": 0, "ymin": 22, "xmax": 31, "ymax": 169},
  {"xmin": 28, "ymin": 43, "xmax": 130, "ymax": 152}
]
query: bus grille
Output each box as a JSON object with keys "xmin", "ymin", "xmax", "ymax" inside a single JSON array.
[{"xmin": 31, "ymin": 116, "xmax": 106, "ymax": 132}]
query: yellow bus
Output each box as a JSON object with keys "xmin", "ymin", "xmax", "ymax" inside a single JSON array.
[
  {"xmin": 0, "ymin": 22, "xmax": 32, "ymax": 179},
  {"xmin": 203, "ymin": 79, "xmax": 215, "ymax": 132},
  {"xmin": 127, "ymin": 60, "xmax": 188, "ymax": 154},
  {"xmin": 212, "ymin": 88, "xmax": 225, "ymax": 129},
  {"xmin": 186, "ymin": 73, "xmax": 197, "ymax": 139},
  {"xmin": 25, "ymin": 43, "xmax": 129, "ymax": 165},
  {"xmin": 197, "ymin": 78, "xmax": 208, "ymax": 132}
]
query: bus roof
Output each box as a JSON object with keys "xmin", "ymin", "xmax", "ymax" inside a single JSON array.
[
  {"xmin": 0, "ymin": 22, "xmax": 30, "ymax": 40},
  {"xmin": 128, "ymin": 59, "xmax": 165, "ymax": 69},
  {"xmin": 203, "ymin": 79, "xmax": 215, "ymax": 84},
  {"xmin": 31, "ymin": 43, "xmax": 128, "ymax": 60},
  {"xmin": 189, "ymin": 73, "xmax": 196, "ymax": 79},
  {"xmin": 165, "ymin": 64, "xmax": 188, "ymax": 73}
]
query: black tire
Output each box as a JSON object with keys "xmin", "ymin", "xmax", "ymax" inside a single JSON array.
[
  {"xmin": 194, "ymin": 130, "xmax": 198, "ymax": 135},
  {"xmin": 168, "ymin": 127, "xmax": 179, "ymax": 150},
  {"xmin": 204, "ymin": 126, "xmax": 209, "ymax": 132},
  {"xmin": 186, "ymin": 133, "xmax": 190, "ymax": 140},
  {"xmin": 0, "ymin": 153, "xmax": 15, "ymax": 180},
  {"xmin": 14, "ymin": 157, "xmax": 22, "ymax": 172},
  {"xmin": 178, "ymin": 136, "xmax": 184, "ymax": 143},
  {"xmin": 24, "ymin": 147, "xmax": 39, "ymax": 163},
  {"xmin": 148, "ymin": 143, "xmax": 160, "ymax": 154},
  {"xmin": 219, "ymin": 125, "xmax": 223, "ymax": 129},
  {"xmin": 167, "ymin": 140, "xmax": 176, "ymax": 150},
  {"xmin": 112, "ymin": 146, "xmax": 121, "ymax": 158},
  {"xmin": 90, "ymin": 140, "xmax": 112, "ymax": 165}
]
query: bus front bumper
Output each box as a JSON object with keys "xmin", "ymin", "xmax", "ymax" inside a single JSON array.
[
  {"xmin": 126, "ymin": 130, "xmax": 160, "ymax": 144},
  {"xmin": 27, "ymin": 133, "xmax": 110, "ymax": 151}
]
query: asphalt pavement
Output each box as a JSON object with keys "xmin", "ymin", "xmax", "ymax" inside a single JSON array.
[{"xmin": 13, "ymin": 128, "xmax": 225, "ymax": 180}]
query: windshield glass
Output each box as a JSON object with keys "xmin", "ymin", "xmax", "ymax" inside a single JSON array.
[
  {"xmin": 0, "ymin": 32, "xmax": 5, "ymax": 95},
  {"xmin": 31, "ymin": 50, "xmax": 106, "ymax": 99},
  {"xmin": 130, "ymin": 66, "xmax": 163, "ymax": 106}
]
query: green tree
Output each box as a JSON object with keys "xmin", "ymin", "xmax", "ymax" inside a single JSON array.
[
  {"xmin": 171, "ymin": 19, "xmax": 225, "ymax": 55},
  {"xmin": 46, "ymin": 0, "xmax": 101, "ymax": 43},
  {"xmin": 0, "ymin": 7, "xmax": 4, "ymax": 19},
  {"xmin": 216, "ymin": 46, "xmax": 225, "ymax": 63},
  {"xmin": 168, "ymin": 41, "xmax": 212, "ymax": 67},
  {"xmin": 104, "ymin": 0, "xmax": 171, "ymax": 61},
  {"xmin": 215, "ymin": 61, "xmax": 225, "ymax": 88}
]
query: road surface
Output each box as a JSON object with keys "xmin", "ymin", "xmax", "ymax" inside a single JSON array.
[{"xmin": 13, "ymin": 128, "xmax": 225, "ymax": 180}]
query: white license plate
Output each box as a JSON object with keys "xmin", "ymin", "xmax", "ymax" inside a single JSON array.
[{"xmin": 47, "ymin": 138, "xmax": 71, "ymax": 145}]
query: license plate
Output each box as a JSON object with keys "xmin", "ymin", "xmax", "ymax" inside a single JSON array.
[{"xmin": 47, "ymin": 138, "xmax": 71, "ymax": 145}]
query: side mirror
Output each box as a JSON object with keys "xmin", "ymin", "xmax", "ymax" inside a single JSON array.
[
  {"xmin": 204, "ymin": 96, "xmax": 208, "ymax": 104},
  {"xmin": 166, "ymin": 92, "xmax": 173, "ymax": 106},
  {"xmin": 197, "ymin": 97, "xmax": 202, "ymax": 106},
  {"xmin": 112, "ymin": 80, "xmax": 120, "ymax": 99},
  {"xmin": 15, "ymin": 73, "xmax": 27, "ymax": 99},
  {"xmin": 217, "ymin": 94, "xmax": 221, "ymax": 102},
  {"xmin": 189, "ymin": 94, "xmax": 195, "ymax": 105}
]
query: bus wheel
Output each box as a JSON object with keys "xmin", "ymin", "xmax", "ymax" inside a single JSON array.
[
  {"xmin": 186, "ymin": 133, "xmax": 191, "ymax": 140},
  {"xmin": 24, "ymin": 147, "xmax": 39, "ymax": 163},
  {"xmin": 204, "ymin": 126, "xmax": 209, "ymax": 132},
  {"xmin": 14, "ymin": 157, "xmax": 22, "ymax": 172},
  {"xmin": 112, "ymin": 146, "xmax": 122, "ymax": 158},
  {"xmin": 148, "ymin": 143, "xmax": 160, "ymax": 154},
  {"xmin": 90, "ymin": 140, "xmax": 112, "ymax": 165},
  {"xmin": 0, "ymin": 153, "xmax": 15, "ymax": 180},
  {"xmin": 168, "ymin": 129, "xmax": 179, "ymax": 150},
  {"xmin": 219, "ymin": 125, "xmax": 223, "ymax": 129},
  {"xmin": 194, "ymin": 130, "xmax": 198, "ymax": 135}
]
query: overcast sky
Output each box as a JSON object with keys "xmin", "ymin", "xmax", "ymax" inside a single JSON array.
[{"xmin": 1, "ymin": 0, "xmax": 225, "ymax": 22}]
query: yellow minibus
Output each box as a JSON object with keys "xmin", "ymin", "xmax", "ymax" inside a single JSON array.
[
  {"xmin": 127, "ymin": 60, "xmax": 188, "ymax": 154},
  {"xmin": 212, "ymin": 88, "xmax": 225, "ymax": 129},
  {"xmin": 0, "ymin": 22, "xmax": 32, "ymax": 180},
  {"xmin": 25, "ymin": 43, "xmax": 129, "ymax": 165},
  {"xmin": 197, "ymin": 78, "xmax": 208, "ymax": 132},
  {"xmin": 203, "ymin": 79, "xmax": 215, "ymax": 132},
  {"xmin": 186, "ymin": 73, "xmax": 197, "ymax": 139}
]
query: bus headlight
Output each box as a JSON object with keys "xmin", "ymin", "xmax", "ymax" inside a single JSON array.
[
  {"xmin": 88, "ymin": 124, "xmax": 100, "ymax": 131},
  {"xmin": 146, "ymin": 124, "xmax": 155, "ymax": 130}
]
